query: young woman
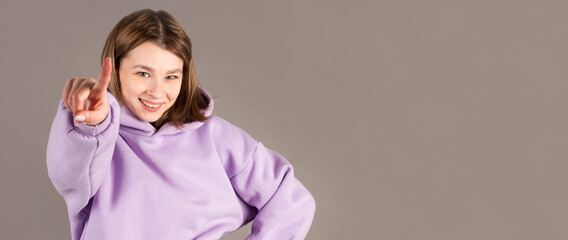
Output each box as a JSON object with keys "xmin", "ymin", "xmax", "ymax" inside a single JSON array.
[{"xmin": 46, "ymin": 9, "xmax": 315, "ymax": 240}]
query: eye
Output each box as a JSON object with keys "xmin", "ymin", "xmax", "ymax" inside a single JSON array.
[
  {"xmin": 137, "ymin": 72, "xmax": 150, "ymax": 77},
  {"xmin": 166, "ymin": 75, "xmax": 179, "ymax": 80}
]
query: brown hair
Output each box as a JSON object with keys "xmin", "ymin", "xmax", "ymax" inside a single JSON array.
[{"xmin": 101, "ymin": 9, "xmax": 212, "ymax": 129}]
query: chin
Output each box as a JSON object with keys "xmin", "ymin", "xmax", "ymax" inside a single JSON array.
[{"xmin": 138, "ymin": 112, "xmax": 164, "ymax": 122}]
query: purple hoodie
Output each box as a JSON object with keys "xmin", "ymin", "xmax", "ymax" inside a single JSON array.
[{"xmin": 46, "ymin": 87, "xmax": 316, "ymax": 240}]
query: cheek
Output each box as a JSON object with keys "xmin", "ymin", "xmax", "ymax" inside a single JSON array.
[
  {"xmin": 121, "ymin": 79, "xmax": 142, "ymax": 97},
  {"xmin": 121, "ymin": 87, "xmax": 144, "ymax": 108},
  {"xmin": 168, "ymin": 82, "xmax": 183, "ymax": 100},
  {"xmin": 120, "ymin": 84, "xmax": 134, "ymax": 99}
]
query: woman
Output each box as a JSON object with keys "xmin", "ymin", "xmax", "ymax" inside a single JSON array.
[{"xmin": 47, "ymin": 9, "xmax": 315, "ymax": 240}]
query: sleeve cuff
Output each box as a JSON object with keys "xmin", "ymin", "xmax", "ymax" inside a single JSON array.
[{"xmin": 76, "ymin": 112, "xmax": 112, "ymax": 136}]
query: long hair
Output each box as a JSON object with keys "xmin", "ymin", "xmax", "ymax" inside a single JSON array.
[{"xmin": 100, "ymin": 9, "xmax": 212, "ymax": 128}]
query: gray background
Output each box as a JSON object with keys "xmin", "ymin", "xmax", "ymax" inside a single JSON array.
[{"xmin": 1, "ymin": 0, "xmax": 567, "ymax": 239}]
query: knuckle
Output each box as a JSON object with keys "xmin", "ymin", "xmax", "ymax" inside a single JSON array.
[
  {"xmin": 81, "ymin": 78, "xmax": 93, "ymax": 85},
  {"xmin": 74, "ymin": 78, "xmax": 86, "ymax": 87},
  {"xmin": 64, "ymin": 79, "xmax": 73, "ymax": 90},
  {"xmin": 87, "ymin": 79, "xmax": 97, "ymax": 87},
  {"xmin": 69, "ymin": 80, "xmax": 78, "ymax": 91}
]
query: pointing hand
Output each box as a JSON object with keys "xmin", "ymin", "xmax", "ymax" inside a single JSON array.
[{"xmin": 62, "ymin": 58, "xmax": 112, "ymax": 126}]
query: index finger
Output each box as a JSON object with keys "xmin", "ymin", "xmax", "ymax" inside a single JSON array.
[{"xmin": 92, "ymin": 58, "xmax": 112, "ymax": 94}]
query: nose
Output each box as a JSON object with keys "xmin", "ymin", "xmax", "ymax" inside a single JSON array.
[{"xmin": 146, "ymin": 79, "xmax": 163, "ymax": 99}]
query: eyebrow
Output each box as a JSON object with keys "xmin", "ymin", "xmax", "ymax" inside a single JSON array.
[{"xmin": 132, "ymin": 64, "xmax": 182, "ymax": 74}]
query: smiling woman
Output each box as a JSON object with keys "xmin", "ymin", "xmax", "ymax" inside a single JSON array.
[
  {"xmin": 46, "ymin": 8, "xmax": 315, "ymax": 240},
  {"xmin": 101, "ymin": 9, "xmax": 211, "ymax": 130},
  {"xmin": 118, "ymin": 41, "xmax": 183, "ymax": 125}
]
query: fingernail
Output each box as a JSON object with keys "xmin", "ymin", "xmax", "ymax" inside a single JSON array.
[{"xmin": 75, "ymin": 115, "xmax": 86, "ymax": 121}]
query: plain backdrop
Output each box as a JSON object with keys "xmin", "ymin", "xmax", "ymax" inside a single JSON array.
[{"xmin": 1, "ymin": 0, "xmax": 568, "ymax": 239}]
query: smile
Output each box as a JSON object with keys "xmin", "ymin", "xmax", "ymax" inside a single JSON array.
[{"xmin": 139, "ymin": 98, "xmax": 163, "ymax": 111}]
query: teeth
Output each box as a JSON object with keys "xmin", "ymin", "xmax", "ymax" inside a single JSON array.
[{"xmin": 140, "ymin": 99, "xmax": 160, "ymax": 108}]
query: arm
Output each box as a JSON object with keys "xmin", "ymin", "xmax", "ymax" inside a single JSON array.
[
  {"xmin": 230, "ymin": 141, "xmax": 316, "ymax": 240},
  {"xmin": 46, "ymin": 92, "xmax": 120, "ymax": 218}
]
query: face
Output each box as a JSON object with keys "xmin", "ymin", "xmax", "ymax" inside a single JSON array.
[{"xmin": 118, "ymin": 41, "xmax": 184, "ymax": 123}]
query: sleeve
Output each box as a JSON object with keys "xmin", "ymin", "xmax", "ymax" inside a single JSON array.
[
  {"xmin": 46, "ymin": 93, "xmax": 120, "ymax": 221},
  {"xmin": 230, "ymin": 141, "xmax": 316, "ymax": 240}
]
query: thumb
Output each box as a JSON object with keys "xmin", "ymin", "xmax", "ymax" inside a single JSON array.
[
  {"xmin": 74, "ymin": 108, "xmax": 108, "ymax": 126},
  {"xmin": 92, "ymin": 58, "xmax": 112, "ymax": 95}
]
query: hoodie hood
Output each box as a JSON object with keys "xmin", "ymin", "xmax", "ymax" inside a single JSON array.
[{"xmin": 119, "ymin": 86, "xmax": 214, "ymax": 137}]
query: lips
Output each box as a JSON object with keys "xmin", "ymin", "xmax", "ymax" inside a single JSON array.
[{"xmin": 139, "ymin": 98, "xmax": 163, "ymax": 112}]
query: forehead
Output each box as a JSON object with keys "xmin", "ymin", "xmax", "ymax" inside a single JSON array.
[{"xmin": 121, "ymin": 41, "xmax": 183, "ymax": 70}]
